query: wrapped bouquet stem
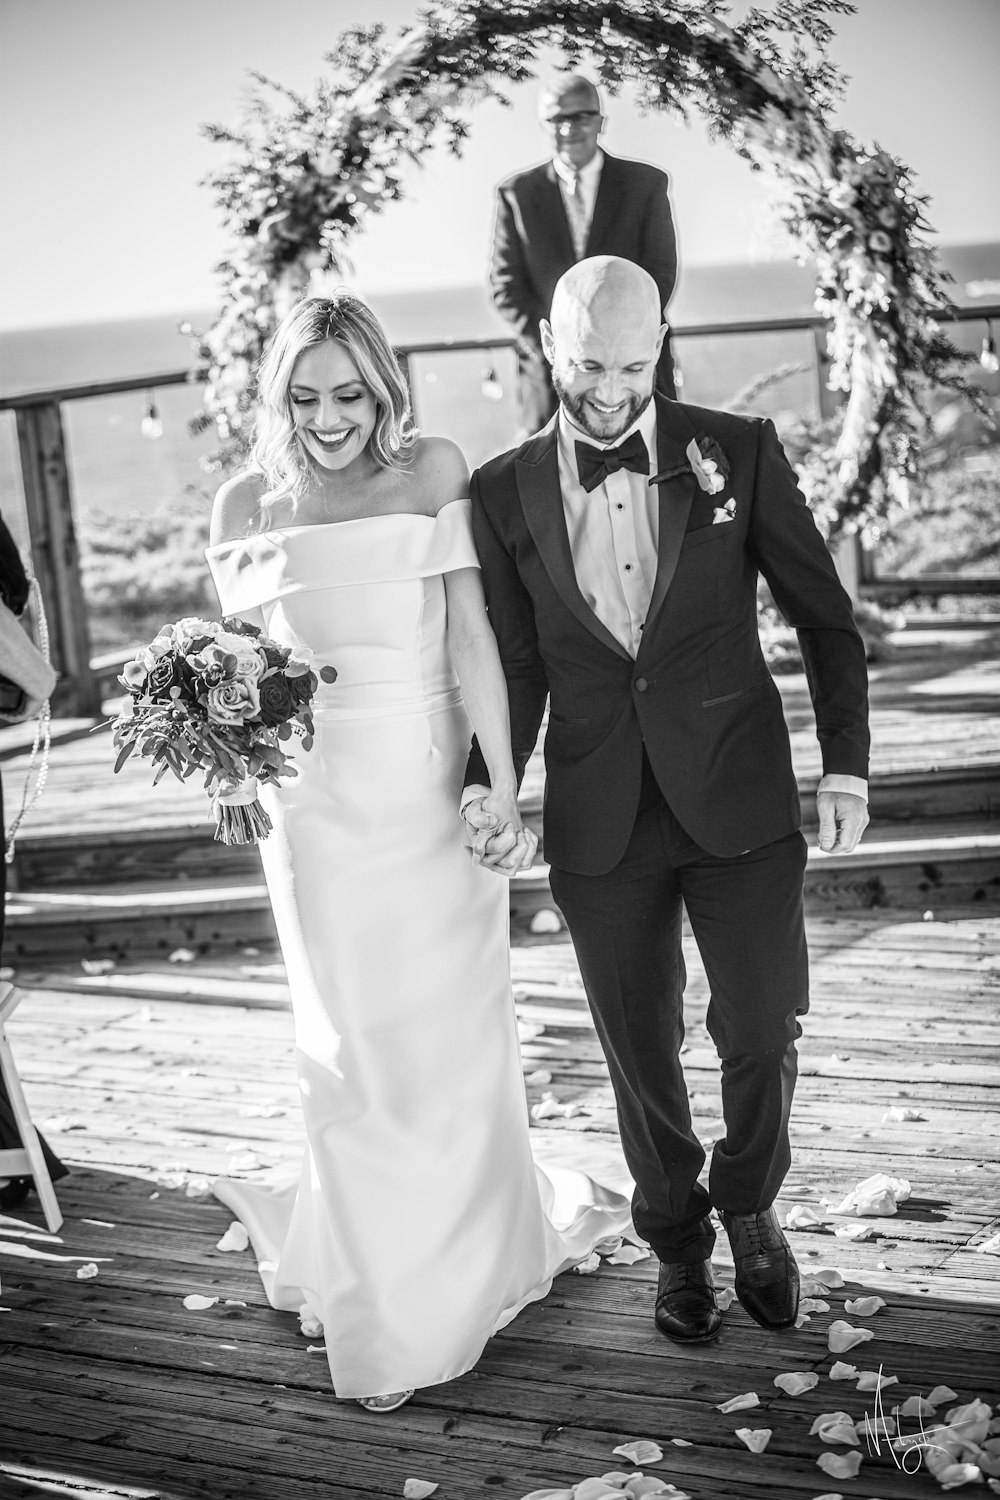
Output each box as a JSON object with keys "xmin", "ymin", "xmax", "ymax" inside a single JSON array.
[
  {"xmin": 212, "ymin": 777, "xmax": 273, "ymax": 846},
  {"xmin": 111, "ymin": 616, "xmax": 336, "ymax": 845}
]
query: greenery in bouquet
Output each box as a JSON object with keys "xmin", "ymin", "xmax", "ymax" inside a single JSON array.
[{"xmin": 111, "ymin": 616, "xmax": 337, "ymax": 844}]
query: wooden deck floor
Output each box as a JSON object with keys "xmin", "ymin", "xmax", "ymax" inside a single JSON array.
[{"xmin": 1, "ymin": 909, "xmax": 998, "ymax": 1500}]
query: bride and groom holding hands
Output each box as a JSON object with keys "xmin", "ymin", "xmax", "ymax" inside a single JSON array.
[{"xmin": 206, "ymin": 80, "xmax": 869, "ymax": 1414}]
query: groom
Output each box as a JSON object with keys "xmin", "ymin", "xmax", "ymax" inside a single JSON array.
[{"xmin": 462, "ymin": 256, "xmax": 870, "ymax": 1342}]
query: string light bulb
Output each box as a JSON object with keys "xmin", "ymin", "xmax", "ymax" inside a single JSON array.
[
  {"xmin": 141, "ymin": 390, "xmax": 163, "ymax": 439},
  {"xmin": 980, "ymin": 321, "xmax": 999, "ymax": 375},
  {"xmin": 481, "ymin": 362, "xmax": 504, "ymax": 402}
]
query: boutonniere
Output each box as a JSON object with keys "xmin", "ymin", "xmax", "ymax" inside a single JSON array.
[{"xmin": 648, "ymin": 434, "xmax": 731, "ymax": 494}]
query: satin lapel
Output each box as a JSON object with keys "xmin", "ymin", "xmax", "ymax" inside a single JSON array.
[
  {"xmin": 644, "ymin": 396, "xmax": 698, "ymax": 628},
  {"xmin": 585, "ymin": 152, "xmax": 619, "ymax": 254},
  {"xmin": 515, "ymin": 429, "xmax": 632, "ymax": 662},
  {"xmin": 537, "ymin": 162, "xmax": 576, "ymax": 266}
]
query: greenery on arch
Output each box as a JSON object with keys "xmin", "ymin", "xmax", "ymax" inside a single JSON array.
[{"xmin": 190, "ymin": 0, "xmax": 978, "ymax": 539}]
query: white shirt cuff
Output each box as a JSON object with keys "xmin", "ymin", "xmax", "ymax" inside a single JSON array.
[{"xmin": 818, "ymin": 773, "xmax": 868, "ymax": 803}]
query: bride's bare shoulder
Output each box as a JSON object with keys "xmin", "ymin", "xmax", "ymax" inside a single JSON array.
[
  {"xmin": 408, "ymin": 436, "xmax": 470, "ymax": 515},
  {"xmin": 210, "ymin": 470, "xmax": 270, "ymax": 545}
]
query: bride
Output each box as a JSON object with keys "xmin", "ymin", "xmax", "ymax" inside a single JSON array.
[{"xmin": 206, "ymin": 293, "xmax": 631, "ymax": 1412}]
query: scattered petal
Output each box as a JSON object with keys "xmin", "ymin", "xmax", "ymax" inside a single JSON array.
[
  {"xmin": 670, "ymin": 1439, "xmax": 693, "ymax": 1447},
  {"xmin": 403, "ymin": 1482, "xmax": 439, "ymax": 1499},
  {"xmin": 816, "ymin": 1451, "xmax": 863, "ymax": 1478},
  {"xmin": 529, "ymin": 908, "xmax": 563, "ymax": 935},
  {"xmin": 844, "ymin": 1296, "xmax": 886, "ymax": 1316},
  {"xmin": 806, "ymin": 1268, "xmax": 845, "ymax": 1292},
  {"xmin": 899, "ymin": 1395, "xmax": 936, "ymax": 1418},
  {"xmin": 238, "ymin": 1103, "xmax": 286, "ymax": 1118},
  {"xmin": 786, "ymin": 1204, "xmax": 825, "ymax": 1229},
  {"xmin": 855, "ymin": 1412, "xmax": 895, "ymax": 1437},
  {"xmin": 810, "ymin": 1411, "xmax": 859, "ymax": 1445},
  {"xmin": 716, "ymin": 1287, "xmax": 737, "ymax": 1310},
  {"xmin": 228, "ymin": 1152, "xmax": 262, "ymax": 1171},
  {"xmin": 976, "ymin": 1232, "xmax": 1000, "ymax": 1255},
  {"xmin": 605, "ymin": 1244, "xmax": 650, "ymax": 1266},
  {"xmin": 80, "ymin": 958, "xmax": 116, "ymax": 975},
  {"xmin": 735, "ymin": 1428, "xmax": 772, "ymax": 1453},
  {"xmin": 182, "ymin": 1294, "xmax": 219, "ymax": 1311},
  {"xmin": 75, "ymin": 1262, "xmax": 99, "ymax": 1280},
  {"xmin": 828, "ymin": 1319, "xmax": 875, "ymax": 1353},
  {"xmin": 795, "ymin": 1311, "xmax": 811, "ymax": 1328},
  {"xmin": 525, "ymin": 1069, "xmax": 553, "ymax": 1086},
  {"xmin": 518, "ymin": 1490, "xmax": 575, "ymax": 1500},
  {"xmin": 828, "ymin": 1362, "xmax": 858, "ymax": 1381},
  {"xmin": 574, "ymin": 1252, "xmax": 601, "ymax": 1275},
  {"xmin": 223, "ymin": 1299, "xmax": 247, "ymax": 1307},
  {"xmin": 168, "ymin": 947, "xmax": 196, "ymax": 963},
  {"xmin": 184, "ymin": 1178, "xmax": 211, "ymax": 1198},
  {"xmin": 612, "ymin": 1441, "xmax": 663, "ymax": 1466},
  {"xmin": 80, "ymin": 1219, "xmax": 115, "ymax": 1228},
  {"xmin": 834, "ymin": 1222, "xmax": 876, "ymax": 1241},
  {"xmin": 298, "ymin": 1303, "xmax": 324, "ymax": 1338},
  {"xmin": 823, "ymin": 1173, "xmax": 911, "ymax": 1217},
  {"xmin": 530, "ymin": 1092, "xmax": 586, "ymax": 1120},
  {"xmin": 216, "ymin": 1222, "xmax": 250, "ymax": 1253},
  {"xmin": 306, "ymin": 1344, "xmax": 325, "ymax": 1353},
  {"xmin": 882, "ymin": 1106, "xmax": 926, "ymax": 1122},
  {"xmin": 800, "ymin": 1297, "xmax": 831, "ymax": 1314},
  {"xmin": 775, "ymin": 1372, "xmax": 819, "ymax": 1396},
  {"xmin": 716, "ymin": 1392, "xmax": 760, "ymax": 1414},
  {"xmin": 855, "ymin": 1370, "xmax": 898, "ymax": 1392},
  {"xmin": 929, "ymin": 1385, "xmax": 959, "ymax": 1405}
]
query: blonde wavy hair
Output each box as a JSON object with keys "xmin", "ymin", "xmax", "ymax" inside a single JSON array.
[{"xmin": 249, "ymin": 292, "xmax": 415, "ymax": 508}]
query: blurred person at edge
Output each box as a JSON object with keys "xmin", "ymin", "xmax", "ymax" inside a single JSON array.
[{"xmin": 0, "ymin": 516, "xmax": 68, "ymax": 1212}]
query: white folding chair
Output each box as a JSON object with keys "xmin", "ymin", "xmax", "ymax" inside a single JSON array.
[{"xmin": 0, "ymin": 980, "xmax": 63, "ymax": 1231}]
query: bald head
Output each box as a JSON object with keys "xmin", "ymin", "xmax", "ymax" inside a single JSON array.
[
  {"xmin": 542, "ymin": 257, "xmax": 667, "ymax": 442},
  {"xmin": 538, "ymin": 72, "xmax": 604, "ymax": 170}
]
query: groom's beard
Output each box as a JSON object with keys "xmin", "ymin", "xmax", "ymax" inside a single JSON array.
[{"xmin": 552, "ymin": 377, "xmax": 653, "ymax": 443}]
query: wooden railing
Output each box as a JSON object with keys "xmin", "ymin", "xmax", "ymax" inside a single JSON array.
[{"xmin": 1, "ymin": 304, "xmax": 996, "ymax": 715}]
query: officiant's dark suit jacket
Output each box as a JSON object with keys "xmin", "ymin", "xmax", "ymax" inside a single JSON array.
[
  {"xmin": 490, "ymin": 152, "xmax": 679, "ymax": 401},
  {"xmin": 465, "ymin": 394, "xmax": 870, "ymax": 875}
]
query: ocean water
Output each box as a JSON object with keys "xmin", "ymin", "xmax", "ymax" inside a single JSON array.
[{"xmin": 1, "ymin": 246, "xmax": 996, "ymax": 552}]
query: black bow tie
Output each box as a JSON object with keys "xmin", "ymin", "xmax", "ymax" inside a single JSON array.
[{"xmin": 574, "ymin": 431, "xmax": 650, "ymax": 493}]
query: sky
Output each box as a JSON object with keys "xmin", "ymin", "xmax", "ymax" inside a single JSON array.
[{"xmin": 2, "ymin": 0, "xmax": 999, "ymax": 331}]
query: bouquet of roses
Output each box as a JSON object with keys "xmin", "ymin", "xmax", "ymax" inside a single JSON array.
[{"xmin": 111, "ymin": 616, "xmax": 336, "ymax": 844}]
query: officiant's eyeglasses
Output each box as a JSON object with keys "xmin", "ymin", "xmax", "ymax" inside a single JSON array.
[{"xmin": 545, "ymin": 110, "xmax": 602, "ymax": 129}]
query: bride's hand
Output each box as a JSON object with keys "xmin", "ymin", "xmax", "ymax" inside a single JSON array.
[{"xmin": 468, "ymin": 789, "xmax": 537, "ymax": 876}]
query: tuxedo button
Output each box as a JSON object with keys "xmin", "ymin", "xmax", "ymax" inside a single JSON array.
[{"xmin": 635, "ymin": 677, "xmax": 649, "ymax": 692}]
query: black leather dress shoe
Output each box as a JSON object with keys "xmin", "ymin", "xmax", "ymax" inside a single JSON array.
[
  {"xmin": 720, "ymin": 1207, "xmax": 800, "ymax": 1329},
  {"xmin": 654, "ymin": 1259, "xmax": 722, "ymax": 1343}
]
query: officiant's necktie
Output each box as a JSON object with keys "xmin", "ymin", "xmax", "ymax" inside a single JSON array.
[
  {"xmin": 575, "ymin": 431, "xmax": 650, "ymax": 493},
  {"xmin": 565, "ymin": 171, "xmax": 589, "ymax": 260}
]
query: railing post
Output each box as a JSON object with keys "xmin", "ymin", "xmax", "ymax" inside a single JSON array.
[
  {"xmin": 812, "ymin": 325, "xmax": 864, "ymax": 604},
  {"xmin": 15, "ymin": 402, "xmax": 102, "ymax": 717}
]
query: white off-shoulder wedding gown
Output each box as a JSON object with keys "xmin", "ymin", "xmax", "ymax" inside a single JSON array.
[{"xmin": 206, "ymin": 500, "xmax": 632, "ymax": 1399}]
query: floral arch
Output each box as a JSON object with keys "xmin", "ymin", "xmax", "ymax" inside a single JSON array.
[{"xmin": 190, "ymin": 0, "xmax": 974, "ymax": 539}]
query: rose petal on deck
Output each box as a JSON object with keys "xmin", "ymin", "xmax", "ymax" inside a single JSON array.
[
  {"xmin": 828, "ymin": 1362, "xmax": 858, "ymax": 1381},
  {"xmin": 882, "ymin": 1106, "xmax": 925, "ymax": 1122},
  {"xmin": 716, "ymin": 1392, "xmax": 760, "ymax": 1414},
  {"xmin": 928, "ymin": 1385, "xmax": 959, "ymax": 1405},
  {"xmin": 670, "ymin": 1439, "xmax": 693, "ymax": 1447},
  {"xmin": 182, "ymin": 1294, "xmax": 219, "ymax": 1310},
  {"xmin": 807, "ymin": 1268, "xmax": 845, "ymax": 1292},
  {"xmin": 305, "ymin": 1344, "xmax": 325, "ymax": 1353},
  {"xmin": 786, "ymin": 1204, "xmax": 825, "ymax": 1229},
  {"xmin": 574, "ymin": 1251, "xmax": 601, "ymax": 1275},
  {"xmin": 976, "ymin": 1232, "xmax": 1000, "ymax": 1255},
  {"xmin": 518, "ymin": 1490, "xmax": 575, "ymax": 1500},
  {"xmin": 168, "ymin": 947, "xmax": 196, "ymax": 963},
  {"xmin": 530, "ymin": 1092, "xmax": 585, "ymax": 1120},
  {"xmin": 855, "ymin": 1370, "xmax": 898, "ymax": 1392},
  {"xmin": 834, "ymin": 1222, "xmax": 876, "ymax": 1241},
  {"xmin": 810, "ymin": 1412, "xmax": 859, "ymax": 1445},
  {"xmin": 216, "ymin": 1222, "xmax": 250, "ymax": 1253},
  {"xmin": 800, "ymin": 1298, "xmax": 831, "ymax": 1314},
  {"xmin": 774, "ymin": 1372, "xmax": 819, "ymax": 1396},
  {"xmin": 828, "ymin": 1320, "xmax": 874, "ymax": 1353},
  {"xmin": 606, "ymin": 1244, "xmax": 650, "ymax": 1266},
  {"xmin": 843, "ymin": 1296, "xmax": 886, "ymax": 1316},
  {"xmin": 75, "ymin": 1262, "xmax": 99, "ymax": 1280},
  {"xmin": 525, "ymin": 1069, "xmax": 553, "ymax": 1086},
  {"xmin": 612, "ymin": 1441, "xmax": 663, "ymax": 1466},
  {"xmin": 816, "ymin": 1451, "xmax": 863, "ymax": 1478},
  {"xmin": 735, "ymin": 1428, "xmax": 772, "ymax": 1453},
  {"xmin": 402, "ymin": 1482, "xmax": 439, "ymax": 1499},
  {"xmin": 716, "ymin": 1287, "xmax": 736, "ymax": 1310},
  {"xmin": 899, "ymin": 1395, "xmax": 936, "ymax": 1418}
]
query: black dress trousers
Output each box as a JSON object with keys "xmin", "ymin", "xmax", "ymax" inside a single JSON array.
[{"xmin": 548, "ymin": 750, "xmax": 808, "ymax": 1264}]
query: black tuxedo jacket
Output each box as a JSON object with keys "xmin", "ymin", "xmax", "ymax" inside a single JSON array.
[
  {"xmin": 490, "ymin": 152, "xmax": 678, "ymax": 354},
  {"xmin": 466, "ymin": 395, "xmax": 870, "ymax": 875}
]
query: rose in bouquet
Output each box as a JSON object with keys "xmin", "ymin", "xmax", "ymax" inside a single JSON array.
[{"xmin": 111, "ymin": 616, "xmax": 336, "ymax": 844}]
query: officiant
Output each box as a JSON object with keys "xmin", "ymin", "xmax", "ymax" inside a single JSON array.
[{"xmin": 489, "ymin": 72, "xmax": 679, "ymax": 433}]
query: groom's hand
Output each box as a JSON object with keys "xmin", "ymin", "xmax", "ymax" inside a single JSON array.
[
  {"xmin": 816, "ymin": 790, "xmax": 869, "ymax": 854},
  {"xmin": 463, "ymin": 797, "xmax": 537, "ymax": 876}
]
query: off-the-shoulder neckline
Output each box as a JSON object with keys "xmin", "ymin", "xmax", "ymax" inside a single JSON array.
[{"xmin": 207, "ymin": 496, "xmax": 471, "ymax": 551}]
